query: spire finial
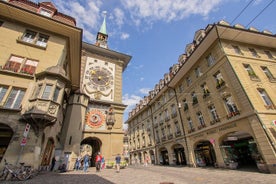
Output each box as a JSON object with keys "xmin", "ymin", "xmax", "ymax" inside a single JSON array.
[{"xmin": 99, "ymin": 11, "xmax": 107, "ymax": 35}]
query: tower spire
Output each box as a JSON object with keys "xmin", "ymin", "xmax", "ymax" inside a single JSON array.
[{"xmin": 96, "ymin": 11, "xmax": 108, "ymax": 49}]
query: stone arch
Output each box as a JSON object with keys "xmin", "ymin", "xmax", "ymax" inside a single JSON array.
[
  {"xmin": 194, "ymin": 139, "xmax": 216, "ymax": 167},
  {"xmin": 81, "ymin": 137, "xmax": 102, "ymax": 167},
  {"xmin": 0, "ymin": 123, "xmax": 13, "ymax": 162},
  {"xmin": 219, "ymin": 130, "xmax": 259, "ymax": 170},
  {"xmin": 159, "ymin": 147, "xmax": 169, "ymax": 165},
  {"xmin": 171, "ymin": 143, "xmax": 187, "ymax": 165},
  {"xmin": 149, "ymin": 149, "xmax": 155, "ymax": 164}
]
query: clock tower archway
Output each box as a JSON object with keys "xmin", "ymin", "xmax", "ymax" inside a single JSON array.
[{"xmin": 81, "ymin": 137, "xmax": 102, "ymax": 167}]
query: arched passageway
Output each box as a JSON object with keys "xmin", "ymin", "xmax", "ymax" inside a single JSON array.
[
  {"xmin": 194, "ymin": 140, "xmax": 216, "ymax": 167},
  {"xmin": 0, "ymin": 123, "xmax": 13, "ymax": 162},
  {"xmin": 149, "ymin": 150, "xmax": 155, "ymax": 164},
  {"xmin": 172, "ymin": 144, "xmax": 187, "ymax": 165},
  {"xmin": 81, "ymin": 137, "xmax": 102, "ymax": 167},
  {"xmin": 159, "ymin": 147, "xmax": 169, "ymax": 165},
  {"xmin": 220, "ymin": 131, "xmax": 259, "ymax": 170}
]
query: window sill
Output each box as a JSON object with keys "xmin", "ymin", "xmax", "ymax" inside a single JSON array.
[
  {"xmin": 17, "ymin": 39, "xmax": 47, "ymax": 50},
  {"xmin": 0, "ymin": 68, "xmax": 34, "ymax": 79}
]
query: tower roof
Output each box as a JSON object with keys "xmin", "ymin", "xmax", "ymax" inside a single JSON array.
[{"xmin": 99, "ymin": 11, "xmax": 107, "ymax": 35}]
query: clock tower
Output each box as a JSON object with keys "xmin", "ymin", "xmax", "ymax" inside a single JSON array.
[{"xmin": 61, "ymin": 12, "xmax": 132, "ymax": 168}]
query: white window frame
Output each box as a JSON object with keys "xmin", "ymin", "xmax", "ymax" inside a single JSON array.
[{"xmin": 4, "ymin": 88, "xmax": 25, "ymax": 109}]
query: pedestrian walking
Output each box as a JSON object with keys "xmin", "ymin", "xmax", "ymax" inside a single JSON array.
[
  {"xmin": 50, "ymin": 157, "xmax": 56, "ymax": 171},
  {"xmin": 115, "ymin": 154, "xmax": 121, "ymax": 173},
  {"xmin": 75, "ymin": 155, "xmax": 81, "ymax": 170},
  {"xmin": 83, "ymin": 154, "xmax": 90, "ymax": 172},
  {"xmin": 101, "ymin": 156, "xmax": 105, "ymax": 169},
  {"xmin": 95, "ymin": 152, "xmax": 102, "ymax": 172}
]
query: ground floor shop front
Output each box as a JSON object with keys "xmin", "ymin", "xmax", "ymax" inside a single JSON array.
[{"xmin": 129, "ymin": 115, "xmax": 276, "ymax": 173}]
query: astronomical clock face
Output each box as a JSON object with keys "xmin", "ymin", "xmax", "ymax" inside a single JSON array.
[
  {"xmin": 86, "ymin": 109, "xmax": 105, "ymax": 128},
  {"xmin": 83, "ymin": 57, "xmax": 115, "ymax": 101}
]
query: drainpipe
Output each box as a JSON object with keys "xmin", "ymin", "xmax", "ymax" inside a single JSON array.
[
  {"xmin": 168, "ymin": 86, "xmax": 190, "ymax": 166},
  {"xmin": 148, "ymin": 104, "xmax": 158, "ymax": 165}
]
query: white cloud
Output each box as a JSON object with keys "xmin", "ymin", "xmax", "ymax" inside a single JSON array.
[
  {"xmin": 120, "ymin": 33, "xmax": 130, "ymax": 40},
  {"xmin": 53, "ymin": 0, "xmax": 102, "ymax": 42},
  {"xmin": 122, "ymin": 94, "xmax": 142, "ymax": 119},
  {"xmin": 113, "ymin": 8, "xmax": 125, "ymax": 27},
  {"xmin": 139, "ymin": 88, "xmax": 150, "ymax": 95},
  {"xmin": 120, "ymin": 0, "xmax": 223, "ymax": 23}
]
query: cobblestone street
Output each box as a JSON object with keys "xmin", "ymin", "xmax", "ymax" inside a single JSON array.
[{"xmin": 2, "ymin": 165, "xmax": 275, "ymax": 184}]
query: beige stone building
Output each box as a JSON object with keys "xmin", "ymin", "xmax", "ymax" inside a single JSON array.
[
  {"xmin": 126, "ymin": 20, "xmax": 276, "ymax": 173},
  {"xmin": 0, "ymin": 0, "xmax": 131, "ymax": 171}
]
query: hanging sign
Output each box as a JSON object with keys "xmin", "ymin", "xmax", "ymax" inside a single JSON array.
[
  {"xmin": 20, "ymin": 137, "xmax": 27, "ymax": 146},
  {"xmin": 23, "ymin": 123, "xmax": 31, "ymax": 137}
]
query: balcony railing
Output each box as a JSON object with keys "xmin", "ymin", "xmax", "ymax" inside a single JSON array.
[
  {"xmin": 210, "ymin": 118, "xmax": 220, "ymax": 125},
  {"xmin": 227, "ymin": 110, "xmax": 240, "ymax": 119},
  {"xmin": 188, "ymin": 128, "xmax": 195, "ymax": 133},
  {"xmin": 198, "ymin": 123, "xmax": 206, "ymax": 130},
  {"xmin": 216, "ymin": 79, "xmax": 226, "ymax": 89},
  {"xmin": 171, "ymin": 112, "xmax": 177, "ymax": 118},
  {"xmin": 165, "ymin": 117, "xmax": 170, "ymax": 122},
  {"xmin": 167, "ymin": 133, "xmax": 173, "ymax": 140}
]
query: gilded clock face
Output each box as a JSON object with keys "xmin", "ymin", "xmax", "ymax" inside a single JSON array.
[{"xmin": 85, "ymin": 66, "xmax": 114, "ymax": 91}]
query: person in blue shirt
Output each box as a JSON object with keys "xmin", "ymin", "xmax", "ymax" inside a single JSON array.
[
  {"xmin": 83, "ymin": 154, "xmax": 90, "ymax": 172},
  {"xmin": 115, "ymin": 154, "xmax": 121, "ymax": 173}
]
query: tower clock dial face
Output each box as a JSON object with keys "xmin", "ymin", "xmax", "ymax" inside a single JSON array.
[
  {"xmin": 86, "ymin": 110, "xmax": 105, "ymax": 128},
  {"xmin": 85, "ymin": 66, "xmax": 114, "ymax": 91}
]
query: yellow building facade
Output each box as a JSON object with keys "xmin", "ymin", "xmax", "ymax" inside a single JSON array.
[
  {"xmin": 126, "ymin": 21, "xmax": 276, "ymax": 173},
  {"xmin": 0, "ymin": 0, "xmax": 131, "ymax": 171}
]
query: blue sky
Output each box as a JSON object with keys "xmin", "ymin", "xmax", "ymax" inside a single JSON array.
[{"xmin": 36, "ymin": 0, "xmax": 276, "ymax": 123}]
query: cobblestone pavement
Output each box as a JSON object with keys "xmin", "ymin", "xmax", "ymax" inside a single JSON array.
[{"xmin": 1, "ymin": 165, "xmax": 275, "ymax": 184}]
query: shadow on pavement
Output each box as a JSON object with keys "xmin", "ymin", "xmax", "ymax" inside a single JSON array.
[{"xmin": 2, "ymin": 172, "xmax": 115, "ymax": 184}]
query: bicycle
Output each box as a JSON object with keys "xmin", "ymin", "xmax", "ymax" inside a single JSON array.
[{"xmin": 0, "ymin": 159, "xmax": 31, "ymax": 181}]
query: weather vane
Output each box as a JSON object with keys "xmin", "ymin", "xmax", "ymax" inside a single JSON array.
[{"xmin": 102, "ymin": 11, "xmax": 107, "ymax": 18}]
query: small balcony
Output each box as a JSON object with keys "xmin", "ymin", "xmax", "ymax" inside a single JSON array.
[
  {"xmin": 174, "ymin": 131, "xmax": 181, "ymax": 137},
  {"xmin": 216, "ymin": 79, "xmax": 226, "ymax": 89},
  {"xmin": 264, "ymin": 104, "xmax": 276, "ymax": 110},
  {"xmin": 171, "ymin": 112, "xmax": 177, "ymax": 118},
  {"xmin": 165, "ymin": 117, "xmax": 170, "ymax": 122},
  {"xmin": 198, "ymin": 124, "xmax": 206, "ymax": 130},
  {"xmin": 210, "ymin": 118, "xmax": 220, "ymax": 125},
  {"xmin": 188, "ymin": 128, "xmax": 195, "ymax": 133},
  {"xmin": 167, "ymin": 133, "xmax": 173, "ymax": 140},
  {"xmin": 227, "ymin": 110, "xmax": 240, "ymax": 119}
]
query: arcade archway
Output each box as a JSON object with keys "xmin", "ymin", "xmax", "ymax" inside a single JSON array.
[
  {"xmin": 194, "ymin": 140, "xmax": 216, "ymax": 167},
  {"xmin": 0, "ymin": 123, "xmax": 13, "ymax": 162},
  {"xmin": 81, "ymin": 137, "xmax": 102, "ymax": 167},
  {"xmin": 220, "ymin": 131, "xmax": 259, "ymax": 170},
  {"xmin": 159, "ymin": 147, "xmax": 169, "ymax": 165},
  {"xmin": 172, "ymin": 144, "xmax": 187, "ymax": 165}
]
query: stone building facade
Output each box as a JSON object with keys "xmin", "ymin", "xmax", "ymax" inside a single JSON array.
[
  {"xmin": 126, "ymin": 21, "xmax": 276, "ymax": 173},
  {"xmin": 0, "ymin": 0, "xmax": 131, "ymax": 171}
]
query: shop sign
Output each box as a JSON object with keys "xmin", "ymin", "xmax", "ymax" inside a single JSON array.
[
  {"xmin": 23, "ymin": 123, "xmax": 31, "ymax": 137},
  {"xmin": 20, "ymin": 137, "xmax": 27, "ymax": 146},
  {"xmin": 272, "ymin": 120, "xmax": 276, "ymax": 126}
]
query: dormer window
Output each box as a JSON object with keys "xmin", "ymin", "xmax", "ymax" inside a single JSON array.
[{"xmin": 39, "ymin": 8, "xmax": 53, "ymax": 17}]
